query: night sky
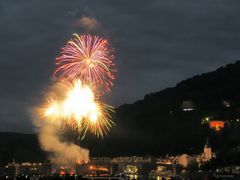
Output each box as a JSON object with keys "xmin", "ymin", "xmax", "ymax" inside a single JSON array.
[{"xmin": 1, "ymin": 0, "xmax": 240, "ymax": 132}]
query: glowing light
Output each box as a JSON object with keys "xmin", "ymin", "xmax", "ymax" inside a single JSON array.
[
  {"xmin": 89, "ymin": 112, "xmax": 98, "ymax": 123},
  {"xmin": 38, "ymin": 33, "xmax": 116, "ymax": 140},
  {"xmin": 45, "ymin": 102, "xmax": 59, "ymax": 116},
  {"xmin": 209, "ymin": 120, "xmax": 225, "ymax": 131},
  {"xmin": 62, "ymin": 80, "xmax": 97, "ymax": 120},
  {"xmin": 201, "ymin": 116, "xmax": 213, "ymax": 124},
  {"xmin": 42, "ymin": 79, "xmax": 114, "ymax": 138},
  {"xmin": 55, "ymin": 34, "xmax": 115, "ymax": 92}
]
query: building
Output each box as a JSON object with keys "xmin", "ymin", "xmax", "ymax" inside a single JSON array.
[
  {"xmin": 203, "ymin": 139, "xmax": 214, "ymax": 162},
  {"xmin": 177, "ymin": 154, "xmax": 192, "ymax": 167},
  {"xmin": 112, "ymin": 156, "xmax": 151, "ymax": 164},
  {"xmin": 181, "ymin": 100, "xmax": 195, "ymax": 111},
  {"xmin": 4, "ymin": 160, "xmax": 19, "ymax": 178},
  {"xmin": 195, "ymin": 139, "xmax": 215, "ymax": 165},
  {"xmin": 209, "ymin": 120, "xmax": 225, "ymax": 131}
]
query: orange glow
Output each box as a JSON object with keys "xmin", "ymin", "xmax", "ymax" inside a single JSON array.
[
  {"xmin": 88, "ymin": 165, "xmax": 109, "ymax": 172},
  {"xmin": 98, "ymin": 167, "xmax": 109, "ymax": 171},
  {"xmin": 59, "ymin": 171, "xmax": 65, "ymax": 175},
  {"xmin": 41, "ymin": 79, "xmax": 114, "ymax": 138},
  {"xmin": 86, "ymin": 165, "xmax": 110, "ymax": 177},
  {"xmin": 209, "ymin": 120, "xmax": 225, "ymax": 131}
]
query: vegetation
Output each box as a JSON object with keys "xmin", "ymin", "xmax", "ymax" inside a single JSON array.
[{"xmin": 1, "ymin": 61, "xmax": 240, "ymax": 162}]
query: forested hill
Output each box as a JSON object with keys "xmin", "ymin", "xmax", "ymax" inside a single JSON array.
[{"xmin": 1, "ymin": 61, "xmax": 240, "ymax": 162}]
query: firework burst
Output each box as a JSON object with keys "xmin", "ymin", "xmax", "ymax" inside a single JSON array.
[
  {"xmin": 54, "ymin": 34, "xmax": 115, "ymax": 92},
  {"xmin": 81, "ymin": 103, "xmax": 114, "ymax": 138},
  {"xmin": 41, "ymin": 79, "xmax": 114, "ymax": 138},
  {"xmin": 37, "ymin": 33, "xmax": 116, "ymax": 140}
]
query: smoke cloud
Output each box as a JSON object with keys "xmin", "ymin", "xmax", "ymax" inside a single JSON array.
[
  {"xmin": 32, "ymin": 104, "xmax": 89, "ymax": 164},
  {"xmin": 38, "ymin": 123, "xmax": 89, "ymax": 163},
  {"xmin": 73, "ymin": 16, "xmax": 100, "ymax": 30}
]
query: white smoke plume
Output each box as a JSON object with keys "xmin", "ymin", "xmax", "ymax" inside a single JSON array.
[
  {"xmin": 30, "ymin": 81, "xmax": 90, "ymax": 164},
  {"xmin": 31, "ymin": 105, "xmax": 89, "ymax": 164},
  {"xmin": 38, "ymin": 122, "xmax": 89, "ymax": 163}
]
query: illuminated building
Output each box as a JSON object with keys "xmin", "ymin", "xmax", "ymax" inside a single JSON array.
[
  {"xmin": 222, "ymin": 100, "xmax": 231, "ymax": 108},
  {"xmin": 111, "ymin": 156, "xmax": 151, "ymax": 163},
  {"xmin": 4, "ymin": 160, "xmax": 19, "ymax": 178},
  {"xmin": 195, "ymin": 139, "xmax": 215, "ymax": 164},
  {"xmin": 177, "ymin": 154, "xmax": 192, "ymax": 167},
  {"xmin": 181, "ymin": 101, "xmax": 195, "ymax": 111},
  {"xmin": 85, "ymin": 165, "xmax": 110, "ymax": 177},
  {"xmin": 51, "ymin": 158, "xmax": 77, "ymax": 175},
  {"xmin": 209, "ymin": 120, "xmax": 225, "ymax": 131},
  {"xmin": 203, "ymin": 139, "xmax": 214, "ymax": 162},
  {"xmin": 19, "ymin": 162, "xmax": 51, "ymax": 176},
  {"xmin": 2, "ymin": 161, "xmax": 52, "ymax": 178},
  {"xmin": 90, "ymin": 157, "xmax": 112, "ymax": 164},
  {"xmin": 123, "ymin": 165, "xmax": 138, "ymax": 174}
]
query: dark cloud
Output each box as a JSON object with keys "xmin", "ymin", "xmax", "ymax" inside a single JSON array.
[{"xmin": 1, "ymin": 0, "xmax": 240, "ymax": 132}]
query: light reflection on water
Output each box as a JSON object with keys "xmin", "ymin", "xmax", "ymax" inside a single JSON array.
[
  {"xmin": 129, "ymin": 175, "xmax": 170, "ymax": 180},
  {"xmin": 128, "ymin": 174, "xmax": 138, "ymax": 179}
]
